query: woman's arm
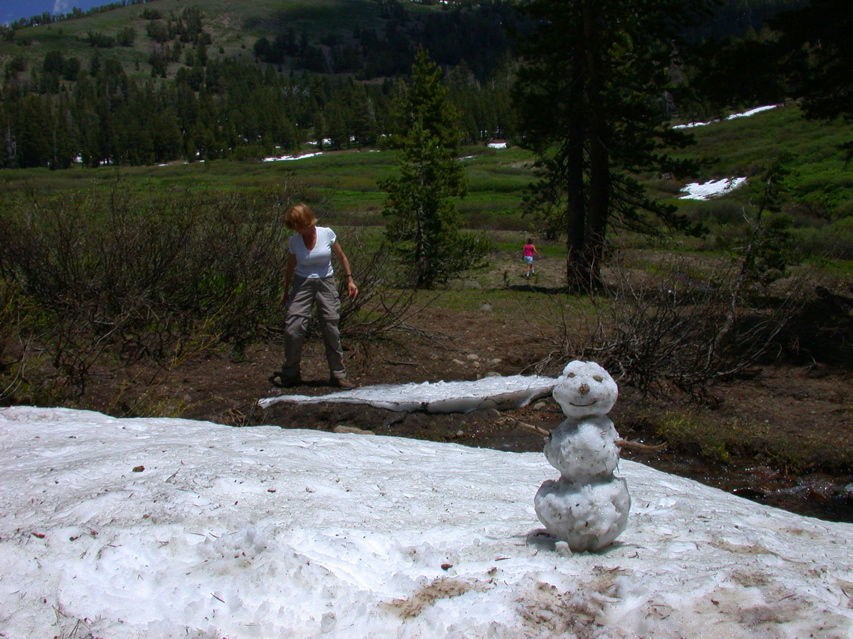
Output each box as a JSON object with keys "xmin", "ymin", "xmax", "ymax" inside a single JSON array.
[{"xmin": 332, "ymin": 242, "xmax": 359, "ymax": 299}]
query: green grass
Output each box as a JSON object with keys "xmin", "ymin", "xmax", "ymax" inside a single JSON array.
[
  {"xmin": 0, "ymin": 144, "xmax": 540, "ymax": 229},
  {"xmin": 673, "ymin": 103, "xmax": 852, "ymax": 216},
  {"xmin": 2, "ymin": 91, "xmax": 851, "ymax": 266}
]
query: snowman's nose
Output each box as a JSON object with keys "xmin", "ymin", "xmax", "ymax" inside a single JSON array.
[{"xmin": 579, "ymin": 383, "xmax": 590, "ymax": 395}]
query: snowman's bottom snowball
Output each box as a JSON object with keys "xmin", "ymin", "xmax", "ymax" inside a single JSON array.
[{"xmin": 534, "ymin": 476, "xmax": 630, "ymax": 552}]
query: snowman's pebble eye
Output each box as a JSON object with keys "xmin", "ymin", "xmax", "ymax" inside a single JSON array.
[
  {"xmin": 593, "ymin": 375, "xmax": 603, "ymax": 382},
  {"xmin": 567, "ymin": 372, "xmax": 575, "ymax": 378}
]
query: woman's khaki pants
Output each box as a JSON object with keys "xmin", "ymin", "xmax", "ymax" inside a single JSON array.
[{"xmin": 281, "ymin": 275, "xmax": 346, "ymax": 380}]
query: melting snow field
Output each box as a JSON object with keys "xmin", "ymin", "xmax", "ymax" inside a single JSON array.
[
  {"xmin": 680, "ymin": 176, "xmax": 748, "ymax": 201},
  {"xmin": 1, "ymin": 406, "xmax": 851, "ymax": 638},
  {"xmin": 672, "ymin": 104, "xmax": 781, "ymax": 129},
  {"xmin": 258, "ymin": 374, "xmax": 557, "ymax": 413},
  {"xmin": 262, "ymin": 152, "xmax": 323, "ymax": 162}
]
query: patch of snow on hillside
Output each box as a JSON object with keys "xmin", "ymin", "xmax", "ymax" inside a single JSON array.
[
  {"xmin": 263, "ymin": 152, "xmax": 323, "ymax": 162},
  {"xmin": 680, "ymin": 176, "xmax": 747, "ymax": 200},
  {"xmin": 673, "ymin": 104, "xmax": 781, "ymax": 129}
]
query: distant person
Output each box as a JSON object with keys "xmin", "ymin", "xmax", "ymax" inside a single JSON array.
[
  {"xmin": 523, "ymin": 238, "xmax": 542, "ymax": 278},
  {"xmin": 269, "ymin": 203, "xmax": 358, "ymax": 389}
]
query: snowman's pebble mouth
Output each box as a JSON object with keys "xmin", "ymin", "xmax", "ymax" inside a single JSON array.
[{"xmin": 569, "ymin": 400, "xmax": 598, "ymax": 407}]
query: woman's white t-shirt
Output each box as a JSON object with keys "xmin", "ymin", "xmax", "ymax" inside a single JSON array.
[{"xmin": 289, "ymin": 226, "xmax": 336, "ymax": 279}]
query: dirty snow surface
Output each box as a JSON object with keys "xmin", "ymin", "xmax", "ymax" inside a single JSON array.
[
  {"xmin": 1, "ymin": 406, "xmax": 851, "ymax": 639},
  {"xmin": 258, "ymin": 374, "xmax": 558, "ymax": 413}
]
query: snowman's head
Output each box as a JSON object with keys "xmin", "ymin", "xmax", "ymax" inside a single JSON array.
[{"xmin": 553, "ymin": 360, "xmax": 618, "ymax": 418}]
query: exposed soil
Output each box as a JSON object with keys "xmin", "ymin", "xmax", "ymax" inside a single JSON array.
[{"xmin": 75, "ymin": 277, "xmax": 853, "ymax": 524}]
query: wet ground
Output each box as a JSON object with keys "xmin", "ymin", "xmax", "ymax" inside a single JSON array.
[{"xmin": 620, "ymin": 447, "xmax": 853, "ymax": 523}]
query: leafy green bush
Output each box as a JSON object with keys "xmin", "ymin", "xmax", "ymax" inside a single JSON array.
[{"xmin": 792, "ymin": 217, "xmax": 853, "ymax": 260}]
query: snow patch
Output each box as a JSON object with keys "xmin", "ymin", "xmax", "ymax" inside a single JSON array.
[
  {"xmin": 680, "ymin": 177, "xmax": 747, "ymax": 200},
  {"xmin": 262, "ymin": 152, "xmax": 323, "ymax": 162},
  {"xmin": 0, "ymin": 405, "xmax": 851, "ymax": 638},
  {"xmin": 258, "ymin": 374, "xmax": 557, "ymax": 413},
  {"xmin": 673, "ymin": 104, "xmax": 781, "ymax": 129}
]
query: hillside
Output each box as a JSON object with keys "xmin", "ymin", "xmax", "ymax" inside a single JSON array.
[{"xmin": 0, "ymin": 0, "xmax": 515, "ymax": 82}]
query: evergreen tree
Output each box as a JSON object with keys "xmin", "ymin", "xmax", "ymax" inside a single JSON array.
[
  {"xmin": 16, "ymin": 94, "xmax": 51, "ymax": 167},
  {"xmin": 512, "ymin": 0, "xmax": 715, "ymax": 288},
  {"xmin": 381, "ymin": 48, "xmax": 487, "ymax": 288},
  {"xmin": 771, "ymin": 0, "xmax": 853, "ymax": 158}
]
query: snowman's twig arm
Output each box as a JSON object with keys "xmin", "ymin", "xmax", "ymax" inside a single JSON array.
[
  {"xmin": 615, "ymin": 439, "xmax": 667, "ymax": 452},
  {"xmin": 495, "ymin": 412, "xmax": 667, "ymax": 451},
  {"xmin": 489, "ymin": 412, "xmax": 550, "ymax": 437}
]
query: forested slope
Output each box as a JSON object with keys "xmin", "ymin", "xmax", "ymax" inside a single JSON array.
[{"xmin": 0, "ymin": 0, "xmax": 823, "ymax": 169}]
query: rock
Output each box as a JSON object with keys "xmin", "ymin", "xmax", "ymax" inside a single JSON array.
[{"xmin": 333, "ymin": 425, "xmax": 374, "ymax": 435}]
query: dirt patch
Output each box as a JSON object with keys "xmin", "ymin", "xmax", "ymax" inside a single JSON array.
[{"xmin": 382, "ymin": 577, "xmax": 487, "ymax": 619}]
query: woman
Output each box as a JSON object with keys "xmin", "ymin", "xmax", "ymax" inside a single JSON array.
[
  {"xmin": 270, "ymin": 203, "xmax": 358, "ymax": 389},
  {"xmin": 523, "ymin": 238, "xmax": 542, "ymax": 278}
]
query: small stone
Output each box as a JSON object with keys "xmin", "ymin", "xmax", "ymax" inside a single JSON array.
[{"xmin": 466, "ymin": 353, "xmax": 480, "ymax": 360}]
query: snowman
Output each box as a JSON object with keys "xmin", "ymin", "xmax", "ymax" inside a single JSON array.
[{"xmin": 534, "ymin": 360, "xmax": 630, "ymax": 552}]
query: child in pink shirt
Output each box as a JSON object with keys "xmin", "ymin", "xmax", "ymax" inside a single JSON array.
[{"xmin": 523, "ymin": 238, "xmax": 542, "ymax": 278}]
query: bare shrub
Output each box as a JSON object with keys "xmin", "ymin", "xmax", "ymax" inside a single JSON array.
[
  {"xmin": 530, "ymin": 256, "xmax": 808, "ymax": 400},
  {"xmin": 0, "ymin": 181, "xmax": 428, "ymax": 402},
  {"xmin": 0, "ymin": 281, "xmax": 33, "ymax": 403},
  {"xmin": 335, "ymin": 229, "xmax": 432, "ymax": 340},
  {"xmin": 0, "ymin": 183, "xmax": 292, "ymax": 395}
]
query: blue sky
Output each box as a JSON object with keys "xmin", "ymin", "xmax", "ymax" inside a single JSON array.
[{"xmin": 1, "ymin": 0, "xmax": 110, "ymax": 25}]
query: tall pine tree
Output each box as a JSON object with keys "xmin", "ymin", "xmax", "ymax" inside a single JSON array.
[
  {"xmin": 771, "ymin": 0, "xmax": 853, "ymax": 159},
  {"xmin": 513, "ymin": 0, "xmax": 715, "ymax": 288},
  {"xmin": 381, "ymin": 48, "xmax": 486, "ymax": 288}
]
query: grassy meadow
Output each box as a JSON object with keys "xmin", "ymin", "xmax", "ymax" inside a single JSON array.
[{"xmin": 2, "ymin": 101, "xmax": 851, "ymax": 266}]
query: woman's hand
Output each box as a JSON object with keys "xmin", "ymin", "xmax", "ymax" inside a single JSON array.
[{"xmin": 332, "ymin": 241, "xmax": 358, "ymax": 299}]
